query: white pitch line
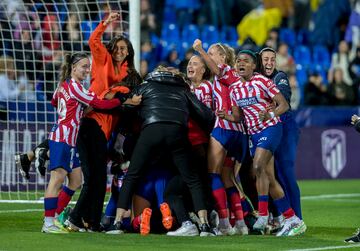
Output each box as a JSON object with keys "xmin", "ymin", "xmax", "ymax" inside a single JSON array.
[
  {"xmin": 0, "ymin": 209, "xmax": 42, "ymax": 214},
  {"xmin": 288, "ymin": 244, "xmax": 360, "ymax": 251},
  {"xmin": 301, "ymin": 193, "xmax": 360, "ymax": 200},
  {"xmin": 0, "ymin": 200, "xmax": 76, "ymax": 204}
]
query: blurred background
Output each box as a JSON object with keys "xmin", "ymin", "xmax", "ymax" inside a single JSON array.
[{"xmin": 0, "ymin": 0, "xmax": 359, "ymax": 200}]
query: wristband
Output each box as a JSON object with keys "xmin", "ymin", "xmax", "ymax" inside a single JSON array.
[{"xmin": 269, "ymin": 112, "xmax": 275, "ymax": 119}]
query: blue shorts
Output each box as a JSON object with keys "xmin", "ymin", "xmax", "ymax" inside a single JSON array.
[
  {"xmin": 249, "ymin": 123, "xmax": 282, "ymax": 157},
  {"xmin": 211, "ymin": 127, "xmax": 249, "ymax": 163},
  {"xmin": 136, "ymin": 169, "xmax": 171, "ymax": 203},
  {"xmin": 48, "ymin": 140, "xmax": 80, "ymax": 173}
]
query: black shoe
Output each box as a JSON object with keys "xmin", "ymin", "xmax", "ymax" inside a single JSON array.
[
  {"xmin": 105, "ymin": 221, "xmax": 124, "ymax": 234},
  {"xmin": 344, "ymin": 229, "xmax": 360, "ymax": 243},
  {"xmin": 15, "ymin": 154, "xmax": 31, "ymax": 180},
  {"xmin": 35, "ymin": 148, "xmax": 47, "ymax": 176},
  {"xmin": 199, "ymin": 223, "xmax": 216, "ymax": 236}
]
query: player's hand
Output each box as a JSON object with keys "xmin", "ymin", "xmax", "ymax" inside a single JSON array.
[
  {"xmin": 104, "ymin": 12, "xmax": 121, "ymax": 25},
  {"xmin": 351, "ymin": 114, "xmax": 360, "ymax": 125},
  {"xmin": 259, "ymin": 110, "xmax": 269, "ymax": 122},
  {"xmin": 124, "ymin": 94, "xmax": 142, "ymax": 106},
  {"xmin": 216, "ymin": 109, "xmax": 227, "ymax": 119},
  {"xmin": 193, "ymin": 39, "xmax": 203, "ymax": 52}
]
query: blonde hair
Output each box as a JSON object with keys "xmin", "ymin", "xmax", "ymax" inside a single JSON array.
[{"xmin": 211, "ymin": 43, "xmax": 235, "ymax": 67}]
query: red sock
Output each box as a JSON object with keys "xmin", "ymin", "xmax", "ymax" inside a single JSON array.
[
  {"xmin": 283, "ymin": 208, "xmax": 295, "ymax": 219},
  {"xmin": 132, "ymin": 215, "xmax": 141, "ymax": 231},
  {"xmin": 212, "ymin": 188, "xmax": 228, "ymax": 218},
  {"xmin": 258, "ymin": 195, "xmax": 269, "ymax": 216},
  {"xmin": 56, "ymin": 186, "xmax": 74, "ymax": 215},
  {"xmin": 226, "ymin": 187, "xmax": 244, "ymax": 220}
]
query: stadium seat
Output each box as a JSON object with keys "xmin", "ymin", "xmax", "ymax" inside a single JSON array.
[
  {"xmin": 279, "ymin": 28, "xmax": 296, "ymax": 48},
  {"xmin": 293, "ymin": 45, "xmax": 311, "ymax": 69},
  {"xmin": 295, "ymin": 64, "xmax": 308, "ymax": 87},
  {"xmin": 296, "ymin": 29, "xmax": 310, "ymax": 46},
  {"xmin": 80, "ymin": 21, "xmax": 98, "ymax": 42},
  {"xmin": 163, "ymin": 6, "xmax": 177, "ymax": 24},
  {"xmin": 312, "ymin": 45, "xmax": 331, "ymax": 71},
  {"xmin": 220, "ymin": 26, "xmax": 238, "ymax": 47},
  {"xmin": 201, "ymin": 25, "xmax": 220, "ymax": 46},
  {"xmin": 181, "ymin": 24, "xmax": 200, "ymax": 44},
  {"xmin": 161, "ymin": 23, "xmax": 180, "ymax": 45}
]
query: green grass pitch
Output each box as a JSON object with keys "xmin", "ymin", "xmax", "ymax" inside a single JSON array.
[{"xmin": 0, "ymin": 179, "xmax": 359, "ymax": 251}]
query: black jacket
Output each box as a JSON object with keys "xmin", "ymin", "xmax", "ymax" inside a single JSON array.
[{"xmin": 132, "ymin": 71, "xmax": 214, "ymax": 133}]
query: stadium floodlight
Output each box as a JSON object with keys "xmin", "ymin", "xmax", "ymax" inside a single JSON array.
[{"xmin": 0, "ymin": 0, "xmax": 139, "ymax": 202}]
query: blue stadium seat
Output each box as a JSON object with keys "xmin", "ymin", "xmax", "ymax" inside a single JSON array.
[
  {"xmin": 220, "ymin": 26, "xmax": 238, "ymax": 47},
  {"xmin": 279, "ymin": 28, "xmax": 296, "ymax": 48},
  {"xmin": 312, "ymin": 45, "xmax": 331, "ymax": 71},
  {"xmin": 163, "ymin": 6, "xmax": 177, "ymax": 24},
  {"xmin": 81, "ymin": 21, "xmax": 98, "ymax": 42},
  {"xmin": 296, "ymin": 29, "xmax": 310, "ymax": 46},
  {"xmin": 201, "ymin": 25, "xmax": 220, "ymax": 46},
  {"xmin": 293, "ymin": 45, "xmax": 311, "ymax": 68},
  {"xmin": 181, "ymin": 24, "xmax": 200, "ymax": 44},
  {"xmin": 295, "ymin": 64, "xmax": 308, "ymax": 87},
  {"xmin": 161, "ymin": 23, "xmax": 180, "ymax": 44}
]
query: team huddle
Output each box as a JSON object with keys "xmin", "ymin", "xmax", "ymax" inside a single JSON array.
[{"xmin": 15, "ymin": 12, "xmax": 306, "ymax": 237}]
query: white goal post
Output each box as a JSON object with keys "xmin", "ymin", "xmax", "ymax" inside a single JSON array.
[{"xmin": 0, "ymin": 0, "xmax": 140, "ymax": 201}]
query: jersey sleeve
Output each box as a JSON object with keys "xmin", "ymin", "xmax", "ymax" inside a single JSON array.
[
  {"xmin": 51, "ymin": 88, "xmax": 58, "ymax": 108},
  {"xmin": 69, "ymin": 81, "xmax": 96, "ymax": 106},
  {"xmin": 88, "ymin": 22, "xmax": 109, "ymax": 66},
  {"xmin": 217, "ymin": 64, "xmax": 240, "ymax": 86},
  {"xmin": 197, "ymin": 82, "xmax": 213, "ymax": 109},
  {"xmin": 265, "ymin": 79, "xmax": 280, "ymax": 99},
  {"xmin": 274, "ymin": 72, "xmax": 292, "ymax": 104}
]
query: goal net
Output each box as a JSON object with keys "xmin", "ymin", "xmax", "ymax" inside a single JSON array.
[{"xmin": 0, "ymin": 0, "xmax": 131, "ymax": 201}]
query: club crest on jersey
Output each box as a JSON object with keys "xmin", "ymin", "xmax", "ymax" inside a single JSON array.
[
  {"xmin": 321, "ymin": 129, "xmax": 346, "ymax": 178},
  {"xmin": 279, "ymin": 79, "xmax": 288, "ymax": 85}
]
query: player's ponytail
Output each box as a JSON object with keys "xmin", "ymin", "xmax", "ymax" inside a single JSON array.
[
  {"xmin": 59, "ymin": 53, "xmax": 72, "ymax": 84},
  {"xmin": 58, "ymin": 52, "xmax": 88, "ymax": 85}
]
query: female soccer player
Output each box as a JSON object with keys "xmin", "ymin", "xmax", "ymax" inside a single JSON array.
[
  {"xmin": 219, "ymin": 50, "xmax": 306, "ymax": 236},
  {"xmin": 258, "ymin": 47, "xmax": 303, "ymax": 221},
  {"xmin": 67, "ymin": 12, "xmax": 142, "ymax": 232},
  {"xmin": 42, "ymin": 52, "xmax": 140, "ymax": 233},
  {"xmin": 193, "ymin": 40, "xmax": 248, "ymax": 235}
]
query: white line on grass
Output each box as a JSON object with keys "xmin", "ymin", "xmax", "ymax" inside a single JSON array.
[
  {"xmin": 0, "ymin": 209, "xmax": 42, "ymax": 213},
  {"xmin": 288, "ymin": 244, "xmax": 360, "ymax": 251},
  {"xmin": 0, "ymin": 199, "xmax": 76, "ymax": 204},
  {"xmin": 301, "ymin": 193, "xmax": 360, "ymax": 200}
]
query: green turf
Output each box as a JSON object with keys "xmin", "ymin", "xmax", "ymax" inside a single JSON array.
[{"xmin": 1, "ymin": 179, "xmax": 359, "ymax": 251}]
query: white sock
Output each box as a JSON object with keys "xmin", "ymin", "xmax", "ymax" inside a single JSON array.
[
  {"xmin": 44, "ymin": 217, "xmax": 54, "ymax": 227},
  {"xmin": 219, "ymin": 218, "xmax": 230, "ymax": 228},
  {"xmin": 235, "ymin": 219, "xmax": 246, "ymax": 227}
]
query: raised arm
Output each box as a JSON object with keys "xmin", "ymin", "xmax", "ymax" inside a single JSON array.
[
  {"xmin": 89, "ymin": 12, "xmax": 121, "ymax": 65},
  {"xmin": 193, "ymin": 39, "xmax": 221, "ymax": 76}
]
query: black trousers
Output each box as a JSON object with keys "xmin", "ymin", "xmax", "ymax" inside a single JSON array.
[
  {"xmin": 117, "ymin": 123, "xmax": 207, "ymax": 212},
  {"xmin": 70, "ymin": 118, "xmax": 108, "ymax": 229},
  {"xmin": 164, "ymin": 143, "xmax": 213, "ymax": 224}
]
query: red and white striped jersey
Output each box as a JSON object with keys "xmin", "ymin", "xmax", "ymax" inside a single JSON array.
[
  {"xmin": 192, "ymin": 80, "xmax": 213, "ymax": 110},
  {"xmin": 229, "ymin": 74, "xmax": 281, "ymax": 135},
  {"xmin": 213, "ymin": 64, "xmax": 244, "ymax": 132},
  {"xmin": 188, "ymin": 80, "xmax": 213, "ymax": 146},
  {"xmin": 49, "ymin": 78, "xmax": 96, "ymax": 146}
]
